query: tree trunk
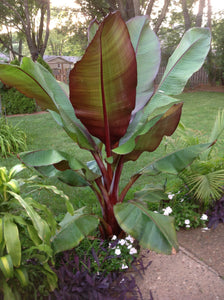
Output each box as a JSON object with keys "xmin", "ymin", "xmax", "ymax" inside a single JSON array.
[
  {"xmin": 154, "ymin": 0, "xmax": 171, "ymax": 34},
  {"xmin": 195, "ymin": 0, "xmax": 205, "ymax": 27},
  {"xmin": 146, "ymin": 0, "xmax": 156, "ymax": 17},
  {"xmin": 181, "ymin": 0, "xmax": 191, "ymax": 31}
]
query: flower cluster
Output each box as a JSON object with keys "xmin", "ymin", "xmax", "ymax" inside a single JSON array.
[{"xmin": 109, "ymin": 235, "xmax": 138, "ymax": 270}]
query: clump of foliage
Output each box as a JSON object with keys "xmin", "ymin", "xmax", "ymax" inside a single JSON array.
[
  {"xmin": 51, "ymin": 236, "xmax": 151, "ymax": 300},
  {"xmin": 161, "ymin": 189, "xmax": 208, "ymax": 230},
  {"xmin": 0, "ymin": 117, "xmax": 27, "ymax": 157},
  {"xmin": 166, "ymin": 109, "xmax": 224, "ymax": 211},
  {"xmin": 0, "ymin": 164, "xmax": 58, "ymax": 298},
  {"xmin": 1, "ymin": 88, "xmax": 37, "ymax": 115},
  {"xmin": 0, "ymin": 12, "xmax": 211, "ymax": 255},
  {"xmin": 0, "ymin": 164, "xmax": 98, "ymax": 299}
]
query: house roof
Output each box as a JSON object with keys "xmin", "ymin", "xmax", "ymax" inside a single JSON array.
[{"xmin": 43, "ymin": 55, "xmax": 81, "ymax": 64}]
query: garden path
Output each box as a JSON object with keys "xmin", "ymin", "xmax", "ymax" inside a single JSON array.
[{"xmin": 136, "ymin": 223, "xmax": 224, "ymax": 299}]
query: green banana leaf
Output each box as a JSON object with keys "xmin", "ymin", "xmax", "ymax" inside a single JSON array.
[
  {"xmin": 138, "ymin": 142, "xmax": 213, "ymax": 176},
  {"xmin": 116, "ymin": 27, "xmax": 211, "ymax": 154},
  {"xmin": 134, "ymin": 185, "xmax": 168, "ymax": 203},
  {"xmin": 52, "ymin": 210, "xmax": 99, "ymax": 254},
  {"xmin": 114, "ymin": 201, "xmax": 178, "ymax": 254},
  {"xmin": 19, "ymin": 149, "xmax": 99, "ymax": 182},
  {"xmin": 126, "ymin": 15, "xmax": 160, "ymax": 116}
]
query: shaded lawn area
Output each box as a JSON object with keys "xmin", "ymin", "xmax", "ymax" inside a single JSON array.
[{"xmin": 1, "ymin": 91, "xmax": 224, "ymax": 216}]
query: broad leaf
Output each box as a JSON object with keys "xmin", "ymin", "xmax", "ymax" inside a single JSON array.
[
  {"xmin": 52, "ymin": 211, "xmax": 99, "ymax": 254},
  {"xmin": 156, "ymin": 27, "xmax": 211, "ymax": 95},
  {"xmin": 134, "ymin": 185, "xmax": 168, "ymax": 203},
  {"xmin": 138, "ymin": 143, "xmax": 213, "ymax": 176},
  {"xmin": 0, "ymin": 254, "xmax": 14, "ymax": 279},
  {"xmin": 88, "ymin": 18, "xmax": 99, "ymax": 43},
  {"xmin": 113, "ymin": 103, "xmax": 183, "ymax": 161},
  {"xmin": 0, "ymin": 59, "xmax": 95, "ymax": 151},
  {"xmin": 114, "ymin": 201, "xmax": 178, "ymax": 254},
  {"xmin": 10, "ymin": 192, "xmax": 51, "ymax": 244},
  {"xmin": 19, "ymin": 149, "xmax": 98, "ymax": 182},
  {"xmin": 127, "ymin": 16, "xmax": 160, "ymax": 116},
  {"xmin": 14, "ymin": 267, "xmax": 29, "ymax": 287},
  {"xmin": 4, "ymin": 216, "xmax": 21, "ymax": 267},
  {"xmin": 69, "ymin": 11, "xmax": 137, "ymax": 147}
]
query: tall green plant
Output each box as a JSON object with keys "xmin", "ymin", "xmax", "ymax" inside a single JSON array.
[{"xmin": 0, "ymin": 12, "xmax": 211, "ymax": 254}]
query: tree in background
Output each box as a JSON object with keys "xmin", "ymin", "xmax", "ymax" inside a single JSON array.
[
  {"xmin": 77, "ymin": 0, "xmax": 171, "ymax": 33},
  {"xmin": 46, "ymin": 7, "xmax": 87, "ymax": 56},
  {"xmin": 0, "ymin": 0, "xmax": 50, "ymax": 61}
]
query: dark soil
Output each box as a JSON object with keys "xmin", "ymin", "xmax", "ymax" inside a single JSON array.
[{"xmin": 177, "ymin": 223, "xmax": 224, "ymax": 278}]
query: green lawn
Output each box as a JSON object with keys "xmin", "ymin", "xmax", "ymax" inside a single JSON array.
[{"xmin": 1, "ymin": 91, "xmax": 224, "ymax": 216}]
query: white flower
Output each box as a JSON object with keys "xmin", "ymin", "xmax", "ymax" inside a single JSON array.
[
  {"xmin": 154, "ymin": 211, "xmax": 158, "ymax": 213},
  {"xmin": 127, "ymin": 244, "xmax": 132, "ymax": 249},
  {"xmin": 125, "ymin": 235, "xmax": 134, "ymax": 243},
  {"xmin": 186, "ymin": 224, "xmax": 190, "ymax": 228},
  {"xmin": 202, "ymin": 227, "xmax": 209, "ymax": 231},
  {"xmin": 168, "ymin": 193, "xmax": 175, "ymax": 200},
  {"xmin": 180, "ymin": 198, "xmax": 184, "ymax": 202},
  {"xmin": 111, "ymin": 235, "xmax": 117, "ymax": 240},
  {"xmin": 185, "ymin": 219, "xmax": 190, "ymax": 225},
  {"xmin": 121, "ymin": 264, "xmax": 128, "ymax": 270},
  {"xmin": 163, "ymin": 206, "xmax": 172, "ymax": 216},
  {"xmin": 129, "ymin": 247, "xmax": 137, "ymax": 255},
  {"xmin": 200, "ymin": 214, "xmax": 208, "ymax": 221},
  {"xmin": 118, "ymin": 239, "xmax": 126, "ymax": 246},
  {"xmin": 115, "ymin": 248, "xmax": 121, "ymax": 255}
]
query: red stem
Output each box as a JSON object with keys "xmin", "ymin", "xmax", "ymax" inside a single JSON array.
[
  {"xmin": 91, "ymin": 151, "xmax": 111, "ymax": 190},
  {"xmin": 119, "ymin": 173, "xmax": 141, "ymax": 203},
  {"xmin": 110, "ymin": 156, "xmax": 124, "ymax": 204}
]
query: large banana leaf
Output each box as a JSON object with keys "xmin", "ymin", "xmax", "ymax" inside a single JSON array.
[
  {"xmin": 137, "ymin": 143, "xmax": 213, "ymax": 176},
  {"xmin": 69, "ymin": 12, "xmax": 137, "ymax": 147},
  {"xmin": 19, "ymin": 149, "xmax": 99, "ymax": 183},
  {"xmin": 114, "ymin": 201, "xmax": 178, "ymax": 254},
  {"xmin": 113, "ymin": 103, "xmax": 183, "ymax": 160},
  {"xmin": 52, "ymin": 210, "xmax": 99, "ymax": 254},
  {"xmin": 0, "ymin": 59, "xmax": 96, "ymax": 151},
  {"xmin": 117, "ymin": 27, "xmax": 211, "ymax": 151},
  {"xmin": 155, "ymin": 27, "xmax": 211, "ymax": 96},
  {"xmin": 126, "ymin": 16, "xmax": 160, "ymax": 116}
]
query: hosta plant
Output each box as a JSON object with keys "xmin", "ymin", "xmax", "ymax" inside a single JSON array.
[{"xmin": 0, "ymin": 12, "xmax": 211, "ymax": 254}]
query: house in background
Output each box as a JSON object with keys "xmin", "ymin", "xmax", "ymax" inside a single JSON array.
[{"xmin": 43, "ymin": 55, "xmax": 81, "ymax": 83}]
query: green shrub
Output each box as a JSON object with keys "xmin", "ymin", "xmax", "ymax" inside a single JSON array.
[
  {"xmin": 1, "ymin": 88, "xmax": 37, "ymax": 115},
  {"xmin": 0, "ymin": 117, "xmax": 27, "ymax": 157},
  {"xmin": 37, "ymin": 55, "xmax": 53, "ymax": 74}
]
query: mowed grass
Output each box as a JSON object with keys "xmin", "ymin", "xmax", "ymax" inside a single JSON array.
[{"xmin": 1, "ymin": 91, "xmax": 224, "ymax": 216}]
